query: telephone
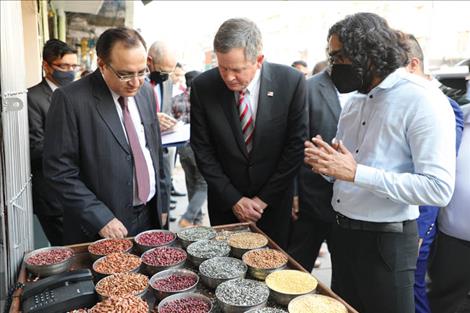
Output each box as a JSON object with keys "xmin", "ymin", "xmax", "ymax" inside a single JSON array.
[{"xmin": 22, "ymin": 269, "xmax": 97, "ymax": 313}]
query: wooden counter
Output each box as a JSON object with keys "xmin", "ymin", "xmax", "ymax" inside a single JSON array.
[{"xmin": 10, "ymin": 222, "xmax": 358, "ymax": 313}]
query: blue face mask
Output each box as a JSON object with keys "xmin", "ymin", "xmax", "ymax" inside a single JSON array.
[{"xmin": 52, "ymin": 70, "xmax": 75, "ymax": 86}]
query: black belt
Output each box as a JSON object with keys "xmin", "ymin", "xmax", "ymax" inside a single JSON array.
[{"xmin": 335, "ymin": 213, "xmax": 412, "ymax": 233}]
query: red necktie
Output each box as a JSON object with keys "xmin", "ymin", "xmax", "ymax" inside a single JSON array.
[
  {"xmin": 238, "ymin": 90, "xmax": 254, "ymax": 153},
  {"xmin": 118, "ymin": 96, "xmax": 150, "ymax": 203}
]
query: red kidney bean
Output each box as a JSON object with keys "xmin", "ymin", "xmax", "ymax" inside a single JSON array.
[
  {"xmin": 142, "ymin": 247, "xmax": 186, "ymax": 266},
  {"xmin": 152, "ymin": 274, "xmax": 197, "ymax": 292},
  {"xmin": 136, "ymin": 231, "xmax": 175, "ymax": 246},
  {"xmin": 159, "ymin": 297, "xmax": 210, "ymax": 313},
  {"xmin": 26, "ymin": 248, "xmax": 73, "ymax": 266}
]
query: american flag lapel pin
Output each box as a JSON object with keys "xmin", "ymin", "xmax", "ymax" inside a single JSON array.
[{"xmin": 267, "ymin": 91, "xmax": 274, "ymax": 97}]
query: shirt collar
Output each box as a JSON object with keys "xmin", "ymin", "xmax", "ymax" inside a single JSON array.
[
  {"xmin": 45, "ymin": 78, "xmax": 59, "ymax": 92},
  {"xmin": 372, "ymin": 67, "xmax": 409, "ymax": 92},
  {"xmin": 245, "ymin": 68, "xmax": 261, "ymax": 95}
]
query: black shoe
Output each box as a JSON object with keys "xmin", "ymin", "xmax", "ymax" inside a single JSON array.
[
  {"xmin": 171, "ymin": 189, "xmax": 186, "ymax": 197},
  {"xmin": 170, "ymin": 198, "xmax": 177, "ymax": 204},
  {"xmin": 169, "ymin": 216, "xmax": 177, "ymax": 222}
]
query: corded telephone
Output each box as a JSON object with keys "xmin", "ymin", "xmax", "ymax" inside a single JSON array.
[{"xmin": 22, "ymin": 269, "xmax": 97, "ymax": 313}]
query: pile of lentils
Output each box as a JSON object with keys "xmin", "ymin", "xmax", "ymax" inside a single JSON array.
[
  {"xmin": 177, "ymin": 226, "xmax": 216, "ymax": 242},
  {"xmin": 26, "ymin": 248, "xmax": 73, "ymax": 266},
  {"xmin": 88, "ymin": 238, "xmax": 132, "ymax": 256},
  {"xmin": 228, "ymin": 232, "xmax": 268, "ymax": 249},
  {"xmin": 89, "ymin": 295, "xmax": 148, "ymax": 313},
  {"xmin": 199, "ymin": 256, "xmax": 247, "ymax": 279},
  {"xmin": 93, "ymin": 252, "xmax": 141, "ymax": 275},
  {"xmin": 95, "ymin": 272, "xmax": 148, "ymax": 297},
  {"xmin": 216, "ymin": 278, "xmax": 269, "ymax": 306},
  {"xmin": 248, "ymin": 308, "xmax": 288, "ymax": 313},
  {"xmin": 187, "ymin": 240, "xmax": 230, "ymax": 259},
  {"xmin": 135, "ymin": 230, "xmax": 175, "ymax": 247},
  {"xmin": 243, "ymin": 248, "xmax": 288, "ymax": 269},
  {"xmin": 159, "ymin": 296, "xmax": 211, "ymax": 313},
  {"xmin": 265, "ymin": 270, "xmax": 317, "ymax": 294}
]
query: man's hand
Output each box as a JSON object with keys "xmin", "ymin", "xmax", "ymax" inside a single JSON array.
[
  {"xmin": 291, "ymin": 196, "xmax": 299, "ymax": 221},
  {"xmin": 232, "ymin": 197, "xmax": 262, "ymax": 223},
  {"xmin": 304, "ymin": 135, "xmax": 357, "ymax": 182},
  {"xmin": 99, "ymin": 218, "xmax": 128, "ymax": 238},
  {"xmin": 157, "ymin": 112, "xmax": 177, "ymax": 132},
  {"xmin": 252, "ymin": 196, "xmax": 268, "ymax": 212}
]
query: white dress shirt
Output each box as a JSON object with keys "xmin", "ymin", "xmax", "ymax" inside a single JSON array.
[
  {"xmin": 109, "ymin": 88, "xmax": 156, "ymax": 205},
  {"xmin": 333, "ymin": 68, "xmax": 456, "ymax": 222},
  {"xmin": 439, "ymin": 104, "xmax": 470, "ymax": 241}
]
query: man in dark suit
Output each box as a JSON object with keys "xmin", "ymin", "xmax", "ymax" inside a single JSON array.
[
  {"xmin": 43, "ymin": 27, "xmax": 168, "ymax": 244},
  {"xmin": 28, "ymin": 39, "xmax": 78, "ymax": 245},
  {"xmin": 190, "ymin": 18, "xmax": 307, "ymax": 249},
  {"xmin": 288, "ymin": 68, "xmax": 343, "ymax": 271}
]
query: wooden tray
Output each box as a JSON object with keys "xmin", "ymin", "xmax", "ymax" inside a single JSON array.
[{"xmin": 10, "ymin": 222, "xmax": 358, "ymax": 313}]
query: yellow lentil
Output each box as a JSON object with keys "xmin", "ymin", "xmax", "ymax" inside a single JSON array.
[
  {"xmin": 265, "ymin": 270, "xmax": 317, "ymax": 294},
  {"xmin": 227, "ymin": 232, "xmax": 268, "ymax": 249},
  {"xmin": 288, "ymin": 294, "xmax": 347, "ymax": 313}
]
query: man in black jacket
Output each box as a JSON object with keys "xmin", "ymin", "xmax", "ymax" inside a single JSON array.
[{"xmin": 28, "ymin": 39, "xmax": 78, "ymax": 245}]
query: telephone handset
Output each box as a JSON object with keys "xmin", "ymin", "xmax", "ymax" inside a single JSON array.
[{"xmin": 22, "ymin": 269, "xmax": 97, "ymax": 313}]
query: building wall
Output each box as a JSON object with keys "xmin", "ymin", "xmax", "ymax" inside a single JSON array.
[{"xmin": 21, "ymin": 0, "xmax": 42, "ymax": 88}]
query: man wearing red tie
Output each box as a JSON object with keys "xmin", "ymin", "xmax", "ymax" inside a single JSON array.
[
  {"xmin": 43, "ymin": 27, "xmax": 168, "ymax": 244},
  {"xmin": 190, "ymin": 18, "xmax": 307, "ymax": 248}
]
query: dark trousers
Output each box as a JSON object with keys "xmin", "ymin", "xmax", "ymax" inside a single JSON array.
[
  {"xmin": 128, "ymin": 203, "xmax": 156, "ymax": 236},
  {"xmin": 36, "ymin": 214, "xmax": 63, "ymax": 246},
  {"xmin": 428, "ymin": 231, "xmax": 470, "ymax": 313},
  {"xmin": 287, "ymin": 214, "xmax": 333, "ymax": 272},
  {"xmin": 331, "ymin": 220, "xmax": 418, "ymax": 313}
]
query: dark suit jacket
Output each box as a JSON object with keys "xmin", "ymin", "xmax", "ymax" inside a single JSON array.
[
  {"xmin": 190, "ymin": 62, "xmax": 307, "ymax": 248},
  {"xmin": 27, "ymin": 79, "xmax": 62, "ymax": 216},
  {"xmin": 43, "ymin": 69, "xmax": 168, "ymax": 244},
  {"xmin": 298, "ymin": 70, "xmax": 341, "ymax": 222}
]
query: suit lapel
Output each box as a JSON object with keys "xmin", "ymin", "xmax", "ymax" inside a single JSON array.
[
  {"xmin": 319, "ymin": 72, "xmax": 341, "ymax": 120},
  {"xmin": 251, "ymin": 62, "xmax": 274, "ymax": 157},
  {"xmin": 91, "ymin": 70, "xmax": 130, "ymax": 154},
  {"xmin": 40, "ymin": 78, "xmax": 53, "ymax": 102},
  {"xmin": 218, "ymin": 79, "xmax": 248, "ymax": 159}
]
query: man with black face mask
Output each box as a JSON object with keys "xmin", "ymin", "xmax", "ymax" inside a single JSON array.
[
  {"xmin": 305, "ymin": 13, "xmax": 456, "ymax": 313},
  {"xmin": 27, "ymin": 39, "xmax": 79, "ymax": 245}
]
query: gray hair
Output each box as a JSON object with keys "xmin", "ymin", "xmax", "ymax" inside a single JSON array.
[
  {"xmin": 148, "ymin": 41, "xmax": 168, "ymax": 62},
  {"xmin": 213, "ymin": 18, "xmax": 263, "ymax": 62}
]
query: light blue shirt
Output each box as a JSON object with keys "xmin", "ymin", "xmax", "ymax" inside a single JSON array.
[
  {"xmin": 439, "ymin": 104, "xmax": 470, "ymax": 241},
  {"xmin": 333, "ymin": 68, "xmax": 456, "ymax": 222}
]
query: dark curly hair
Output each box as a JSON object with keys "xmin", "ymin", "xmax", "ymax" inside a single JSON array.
[{"xmin": 328, "ymin": 12, "xmax": 409, "ymax": 85}]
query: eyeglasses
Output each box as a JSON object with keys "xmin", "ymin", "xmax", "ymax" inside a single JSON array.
[
  {"xmin": 50, "ymin": 62, "xmax": 81, "ymax": 72},
  {"xmin": 106, "ymin": 63, "xmax": 149, "ymax": 82}
]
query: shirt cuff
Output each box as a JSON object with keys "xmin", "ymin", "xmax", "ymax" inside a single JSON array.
[{"xmin": 354, "ymin": 164, "xmax": 378, "ymax": 188}]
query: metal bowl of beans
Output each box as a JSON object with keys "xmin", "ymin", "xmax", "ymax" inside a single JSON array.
[
  {"xmin": 288, "ymin": 294, "xmax": 348, "ymax": 313},
  {"xmin": 134, "ymin": 229, "xmax": 176, "ymax": 253},
  {"xmin": 242, "ymin": 248, "xmax": 288, "ymax": 281},
  {"xmin": 227, "ymin": 232, "xmax": 268, "ymax": 259},
  {"xmin": 24, "ymin": 246, "xmax": 74, "ymax": 277},
  {"xmin": 177, "ymin": 226, "xmax": 217, "ymax": 248},
  {"xmin": 141, "ymin": 246, "xmax": 186, "ymax": 276},
  {"xmin": 157, "ymin": 292, "xmax": 213, "ymax": 313},
  {"xmin": 186, "ymin": 239, "xmax": 231, "ymax": 267},
  {"xmin": 149, "ymin": 268, "xmax": 199, "ymax": 301},
  {"xmin": 95, "ymin": 272, "xmax": 148, "ymax": 300},
  {"xmin": 88, "ymin": 238, "xmax": 133, "ymax": 261},
  {"xmin": 215, "ymin": 278, "xmax": 270, "ymax": 313},
  {"xmin": 199, "ymin": 256, "xmax": 247, "ymax": 289},
  {"xmin": 90, "ymin": 294, "xmax": 149, "ymax": 313},
  {"xmin": 265, "ymin": 270, "xmax": 318, "ymax": 306},
  {"xmin": 246, "ymin": 308, "xmax": 288, "ymax": 313},
  {"xmin": 92, "ymin": 252, "xmax": 141, "ymax": 280}
]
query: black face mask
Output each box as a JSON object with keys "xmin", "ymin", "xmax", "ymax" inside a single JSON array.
[
  {"xmin": 149, "ymin": 71, "xmax": 169, "ymax": 84},
  {"xmin": 330, "ymin": 64, "xmax": 363, "ymax": 93}
]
